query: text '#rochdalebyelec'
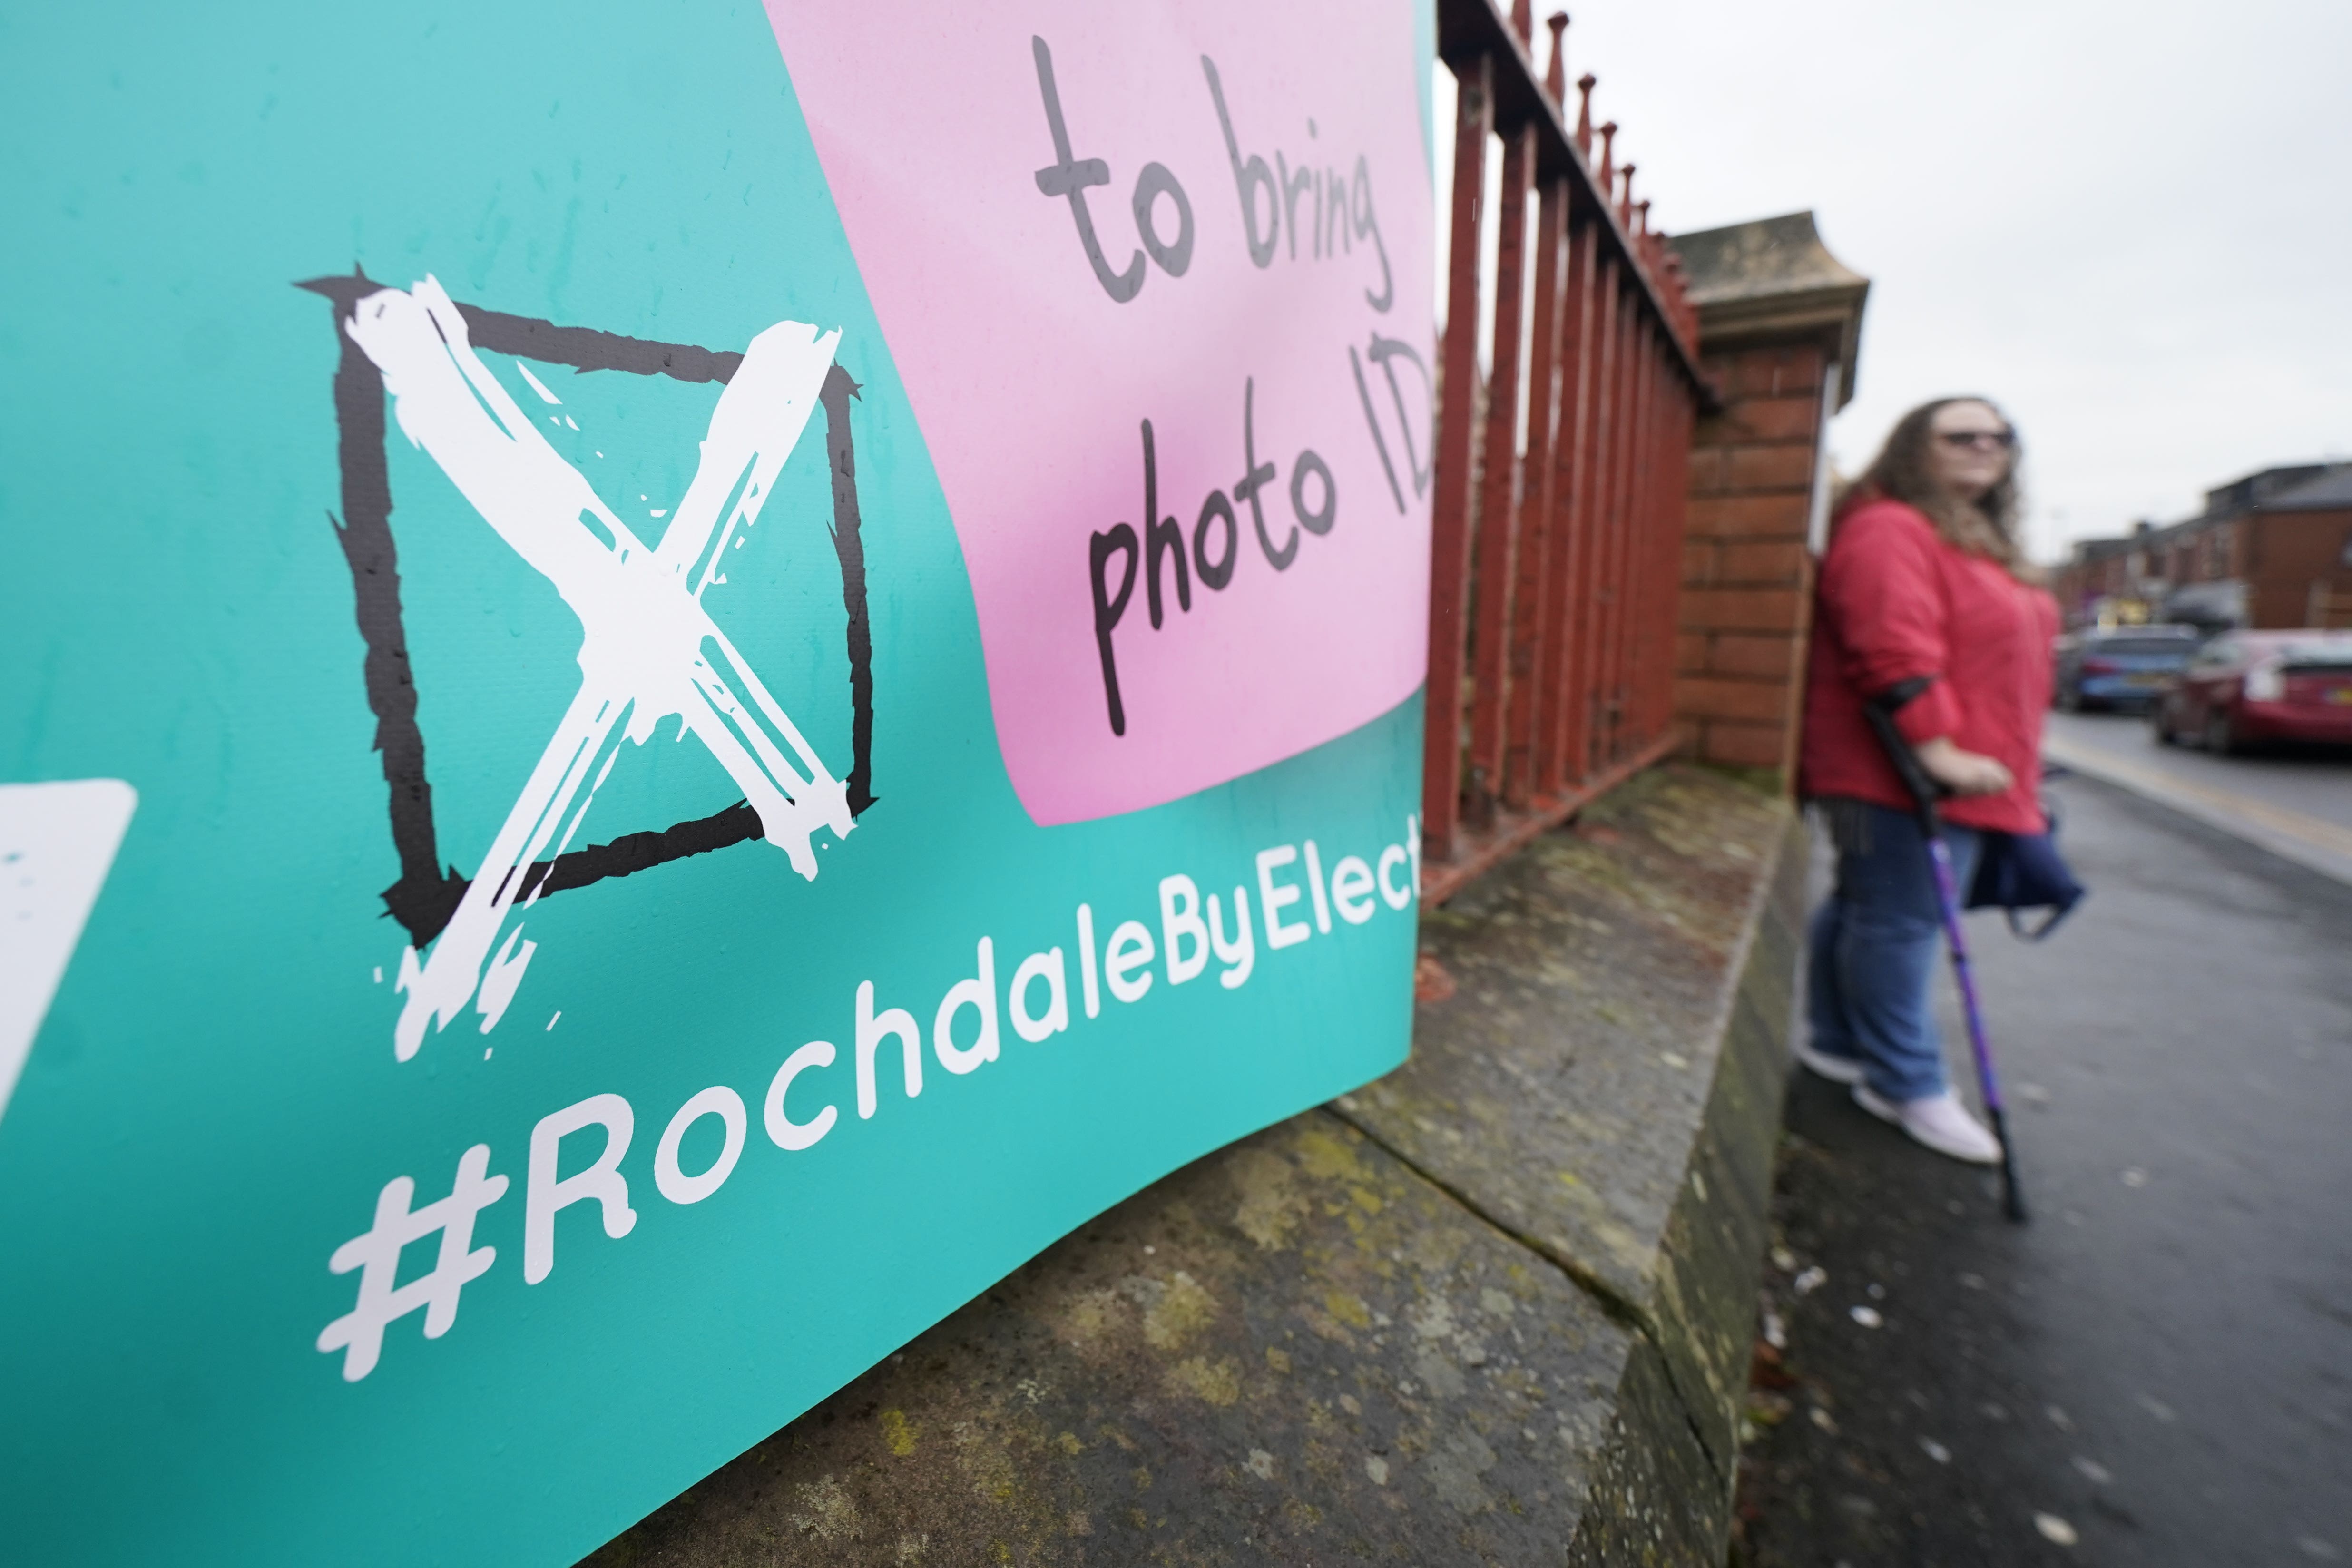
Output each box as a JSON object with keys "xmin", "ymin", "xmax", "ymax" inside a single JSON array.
[{"xmin": 313, "ymin": 819, "xmax": 1421, "ymax": 1383}]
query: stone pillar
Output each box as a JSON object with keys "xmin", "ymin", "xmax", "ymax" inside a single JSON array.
[
  {"xmin": 1679, "ymin": 344, "xmax": 1826, "ymax": 778},
  {"xmin": 1665, "ymin": 213, "xmax": 1869, "ymax": 791}
]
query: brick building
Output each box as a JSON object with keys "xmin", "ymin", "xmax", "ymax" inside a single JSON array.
[
  {"xmin": 2056, "ymin": 463, "xmax": 2352, "ymax": 630},
  {"xmin": 2058, "ymin": 527, "xmax": 2156, "ymax": 616}
]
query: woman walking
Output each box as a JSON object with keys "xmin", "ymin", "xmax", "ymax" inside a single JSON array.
[{"xmin": 1797, "ymin": 397, "xmax": 2058, "ymax": 1163}]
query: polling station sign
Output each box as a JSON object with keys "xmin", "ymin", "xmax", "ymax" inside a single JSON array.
[{"xmin": 0, "ymin": 3, "xmax": 1431, "ymax": 1563}]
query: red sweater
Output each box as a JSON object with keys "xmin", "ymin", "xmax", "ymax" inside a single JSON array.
[{"xmin": 1799, "ymin": 498, "xmax": 2058, "ymax": 834}]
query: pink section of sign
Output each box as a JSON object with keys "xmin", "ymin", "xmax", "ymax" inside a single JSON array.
[{"xmin": 766, "ymin": 2, "xmax": 1432, "ymax": 825}]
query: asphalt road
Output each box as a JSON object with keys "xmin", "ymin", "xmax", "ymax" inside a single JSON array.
[
  {"xmin": 1733, "ymin": 772, "xmax": 2352, "ymax": 1567},
  {"xmin": 2045, "ymin": 708, "xmax": 2352, "ymax": 836},
  {"xmin": 2038, "ymin": 711, "xmax": 2352, "ymax": 888}
]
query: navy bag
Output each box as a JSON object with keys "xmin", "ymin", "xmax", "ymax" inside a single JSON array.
[{"xmin": 1966, "ymin": 794, "xmax": 2087, "ymax": 939}]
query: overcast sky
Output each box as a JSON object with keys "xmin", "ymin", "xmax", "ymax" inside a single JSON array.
[{"xmin": 1437, "ymin": 0, "xmax": 2352, "ymax": 563}]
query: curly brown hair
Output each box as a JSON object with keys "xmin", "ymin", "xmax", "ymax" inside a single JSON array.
[{"xmin": 1839, "ymin": 397, "xmax": 2026, "ymax": 571}]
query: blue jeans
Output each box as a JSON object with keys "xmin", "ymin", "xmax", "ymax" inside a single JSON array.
[{"xmin": 1806, "ymin": 800, "xmax": 1983, "ymax": 1103}]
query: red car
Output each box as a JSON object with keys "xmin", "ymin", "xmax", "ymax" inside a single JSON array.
[{"xmin": 2152, "ymin": 630, "xmax": 2352, "ymax": 752}]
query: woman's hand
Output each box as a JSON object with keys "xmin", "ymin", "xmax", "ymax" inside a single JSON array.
[{"xmin": 1913, "ymin": 735, "xmax": 2013, "ymax": 797}]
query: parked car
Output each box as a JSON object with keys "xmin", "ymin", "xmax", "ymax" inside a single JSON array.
[
  {"xmin": 2053, "ymin": 625, "xmax": 2201, "ymax": 712},
  {"xmin": 2151, "ymin": 629, "xmax": 2352, "ymax": 752}
]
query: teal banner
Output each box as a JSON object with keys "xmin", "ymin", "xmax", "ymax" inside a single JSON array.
[{"xmin": 0, "ymin": 3, "xmax": 1431, "ymax": 1562}]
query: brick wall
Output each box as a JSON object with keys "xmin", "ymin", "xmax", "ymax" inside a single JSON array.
[
  {"xmin": 2249, "ymin": 509, "xmax": 2352, "ymax": 627},
  {"xmin": 1675, "ymin": 343, "xmax": 1826, "ymax": 781}
]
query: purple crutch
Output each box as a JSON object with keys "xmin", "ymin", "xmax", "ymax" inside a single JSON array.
[{"xmin": 1863, "ymin": 704, "xmax": 2029, "ymax": 1223}]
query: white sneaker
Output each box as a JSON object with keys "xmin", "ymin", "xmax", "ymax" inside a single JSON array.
[
  {"xmin": 1853, "ymin": 1086, "xmax": 2003, "ymax": 1165},
  {"xmin": 1794, "ymin": 1041, "xmax": 1866, "ymax": 1085}
]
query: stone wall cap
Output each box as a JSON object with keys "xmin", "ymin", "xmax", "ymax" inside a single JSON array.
[
  {"xmin": 1666, "ymin": 211, "xmax": 1869, "ymax": 408},
  {"xmin": 1668, "ymin": 210, "xmax": 1868, "ymax": 308}
]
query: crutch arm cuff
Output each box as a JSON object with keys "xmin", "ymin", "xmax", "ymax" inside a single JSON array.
[{"xmin": 1870, "ymin": 676, "xmax": 1962, "ymax": 746}]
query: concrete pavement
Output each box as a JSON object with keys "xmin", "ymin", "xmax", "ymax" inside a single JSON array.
[{"xmin": 1734, "ymin": 772, "xmax": 2352, "ymax": 1566}]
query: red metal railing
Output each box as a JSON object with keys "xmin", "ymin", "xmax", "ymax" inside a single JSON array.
[{"xmin": 1422, "ymin": 0, "xmax": 1709, "ymax": 902}]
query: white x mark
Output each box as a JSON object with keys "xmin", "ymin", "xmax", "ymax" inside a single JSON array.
[{"xmin": 346, "ymin": 277, "xmax": 853, "ymax": 1060}]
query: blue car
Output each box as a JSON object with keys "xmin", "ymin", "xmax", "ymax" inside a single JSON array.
[{"xmin": 2053, "ymin": 625, "xmax": 2201, "ymax": 712}]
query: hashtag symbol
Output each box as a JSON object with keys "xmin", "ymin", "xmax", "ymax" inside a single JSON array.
[{"xmin": 316, "ymin": 1144, "xmax": 510, "ymax": 1382}]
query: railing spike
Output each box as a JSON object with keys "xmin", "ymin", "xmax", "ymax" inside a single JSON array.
[
  {"xmin": 1617, "ymin": 161, "xmax": 1636, "ymax": 227},
  {"xmin": 1576, "ymin": 74, "xmax": 1596, "ymax": 155},
  {"xmin": 1546, "ymin": 13, "xmax": 1568, "ymax": 103},
  {"xmin": 1598, "ymin": 121, "xmax": 1617, "ymax": 197}
]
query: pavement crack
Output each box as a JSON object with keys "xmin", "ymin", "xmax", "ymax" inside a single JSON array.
[{"xmin": 1324, "ymin": 1102, "xmax": 1658, "ymax": 1336}]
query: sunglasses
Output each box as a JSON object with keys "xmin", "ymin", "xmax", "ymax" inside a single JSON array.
[{"xmin": 1938, "ymin": 429, "xmax": 2016, "ymax": 451}]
